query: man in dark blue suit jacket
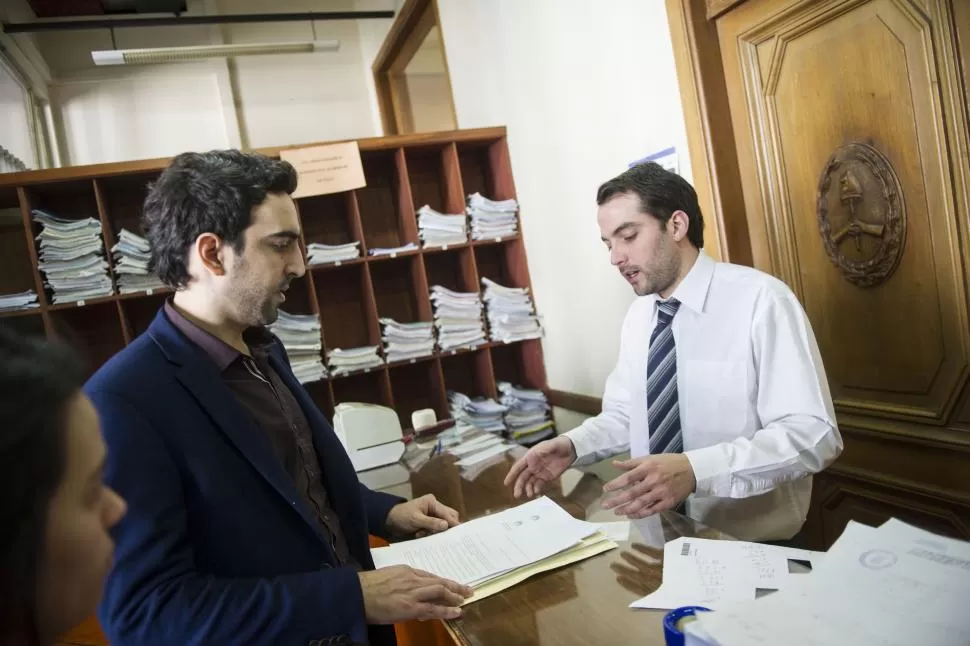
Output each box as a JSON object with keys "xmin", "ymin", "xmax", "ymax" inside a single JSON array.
[{"xmin": 85, "ymin": 150, "xmax": 471, "ymax": 646}]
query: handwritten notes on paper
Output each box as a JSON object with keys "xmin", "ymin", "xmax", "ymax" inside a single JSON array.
[
  {"xmin": 630, "ymin": 537, "xmax": 820, "ymax": 610},
  {"xmin": 280, "ymin": 141, "xmax": 366, "ymax": 198}
]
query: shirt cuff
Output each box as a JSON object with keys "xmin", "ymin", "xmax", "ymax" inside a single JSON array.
[
  {"xmin": 684, "ymin": 444, "xmax": 732, "ymax": 497},
  {"xmin": 563, "ymin": 427, "xmax": 598, "ymax": 467}
]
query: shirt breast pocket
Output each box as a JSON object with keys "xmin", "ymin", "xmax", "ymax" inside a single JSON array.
[{"xmin": 681, "ymin": 359, "xmax": 749, "ymax": 438}]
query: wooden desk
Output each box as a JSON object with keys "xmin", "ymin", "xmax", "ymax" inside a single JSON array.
[{"xmin": 365, "ymin": 441, "xmax": 731, "ymax": 646}]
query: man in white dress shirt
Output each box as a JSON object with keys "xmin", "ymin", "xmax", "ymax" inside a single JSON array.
[{"xmin": 505, "ymin": 162, "xmax": 843, "ymax": 540}]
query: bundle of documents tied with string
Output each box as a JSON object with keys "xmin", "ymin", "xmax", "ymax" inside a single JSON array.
[{"xmin": 371, "ymin": 496, "xmax": 617, "ymax": 604}]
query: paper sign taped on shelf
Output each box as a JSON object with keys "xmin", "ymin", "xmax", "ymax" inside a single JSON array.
[{"xmin": 281, "ymin": 141, "xmax": 367, "ymax": 198}]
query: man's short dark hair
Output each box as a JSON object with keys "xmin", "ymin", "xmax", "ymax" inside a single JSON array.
[
  {"xmin": 143, "ymin": 150, "xmax": 299, "ymax": 288},
  {"xmin": 596, "ymin": 162, "xmax": 704, "ymax": 249}
]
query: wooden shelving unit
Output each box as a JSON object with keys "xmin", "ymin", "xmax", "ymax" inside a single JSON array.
[{"xmin": 0, "ymin": 127, "xmax": 552, "ymax": 440}]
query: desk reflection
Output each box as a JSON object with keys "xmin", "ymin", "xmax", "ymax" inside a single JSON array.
[{"xmin": 366, "ymin": 438, "xmax": 732, "ymax": 646}]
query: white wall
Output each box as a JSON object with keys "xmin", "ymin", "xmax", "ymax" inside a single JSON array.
[
  {"xmin": 436, "ymin": 0, "xmax": 693, "ymax": 410},
  {"xmin": 36, "ymin": 0, "xmax": 395, "ymax": 165}
]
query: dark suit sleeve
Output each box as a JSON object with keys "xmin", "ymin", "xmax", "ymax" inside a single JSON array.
[
  {"xmin": 360, "ymin": 484, "xmax": 404, "ymax": 540},
  {"xmin": 90, "ymin": 389, "xmax": 371, "ymax": 646}
]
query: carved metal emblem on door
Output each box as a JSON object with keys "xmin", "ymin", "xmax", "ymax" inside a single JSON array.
[{"xmin": 816, "ymin": 142, "xmax": 906, "ymax": 288}]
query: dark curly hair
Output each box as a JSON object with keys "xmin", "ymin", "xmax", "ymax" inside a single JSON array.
[
  {"xmin": 142, "ymin": 150, "xmax": 299, "ymax": 288},
  {"xmin": 0, "ymin": 325, "xmax": 84, "ymax": 645},
  {"xmin": 596, "ymin": 162, "xmax": 705, "ymax": 249}
]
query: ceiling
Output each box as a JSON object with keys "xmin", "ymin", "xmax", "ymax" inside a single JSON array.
[{"xmin": 26, "ymin": 0, "xmax": 187, "ymax": 18}]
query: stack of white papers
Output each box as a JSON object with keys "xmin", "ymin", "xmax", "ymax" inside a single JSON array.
[
  {"xmin": 481, "ymin": 277, "xmax": 543, "ymax": 343},
  {"xmin": 449, "ymin": 390, "xmax": 508, "ymax": 434},
  {"xmin": 381, "ymin": 318, "xmax": 435, "ymax": 363},
  {"xmin": 306, "ymin": 242, "xmax": 360, "ymax": 266},
  {"xmin": 417, "ymin": 205, "xmax": 467, "ymax": 248},
  {"xmin": 371, "ymin": 497, "xmax": 617, "ymax": 604},
  {"xmin": 0, "ymin": 290, "xmax": 38, "ymax": 312},
  {"xmin": 269, "ymin": 310, "xmax": 327, "ymax": 384},
  {"xmin": 430, "ymin": 285, "xmax": 486, "ymax": 351},
  {"xmin": 467, "ymin": 192, "xmax": 518, "ymax": 240},
  {"xmin": 327, "ymin": 346, "xmax": 383, "ymax": 376},
  {"xmin": 32, "ymin": 209, "xmax": 114, "ymax": 304},
  {"xmin": 631, "ymin": 537, "xmax": 820, "ymax": 611},
  {"xmin": 368, "ymin": 242, "xmax": 418, "ymax": 257},
  {"xmin": 686, "ymin": 519, "xmax": 970, "ymax": 646},
  {"xmin": 111, "ymin": 229, "xmax": 165, "ymax": 295},
  {"xmin": 499, "ymin": 382, "xmax": 554, "ymax": 440}
]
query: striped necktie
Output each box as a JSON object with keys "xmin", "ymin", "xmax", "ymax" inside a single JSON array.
[{"xmin": 647, "ymin": 299, "xmax": 682, "ymax": 455}]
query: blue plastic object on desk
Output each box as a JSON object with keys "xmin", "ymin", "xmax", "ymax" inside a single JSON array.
[{"xmin": 663, "ymin": 606, "xmax": 711, "ymax": 646}]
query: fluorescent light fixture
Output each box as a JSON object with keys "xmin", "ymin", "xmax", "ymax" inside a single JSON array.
[{"xmin": 91, "ymin": 40, "xmax": 340, "ymax": 66}]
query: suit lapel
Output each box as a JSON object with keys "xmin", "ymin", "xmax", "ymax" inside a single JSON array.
[{"xmin": 149, "ymin": 310, "xmax": 330, "ymax": 546}]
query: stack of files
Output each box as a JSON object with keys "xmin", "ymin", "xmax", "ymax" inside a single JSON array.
[
  {"xmin": 32, "ymin": 209, "xmax": 114, "ymax": 304},
  {"xmin": 371, "ymin": 496, "xmax": 617, "ymax": 604},
  {"xmin": 446, "ymin": 432, "xmax": 514, "ymax": 468},
  {"xmin": 269, "ymin": 310, "xmax": 327, "ymax": 384},
  {"xmin": 499, "ymin": 381, "xmax": 554, "ymax": 441},
  {"xmin": 381, "ymin": 318, "xmax": 435, "ymax": 363},
  {"xmin": 0, "ymin": 290, "xmax": 38, "ymax": 312},
  {"xmin": 417, "ymin": 204, "xmax": 467, "ymax": 247},
  {"xmin": 326, "ymin": 346, "xmax": 383, "ymax": 376},
  {"xmin": 449, "ymin": 390, "xmax": 508, "ymax": 434},
  {"xmin": 111, "ymin": 229, "xmax": 165, "ymax": 295},
  {"xmin": 430, "ymin": 285, "xmax": 486, "ymax": 350},
  {"xmin": 683, "ymin": 518, "xmax": 970, "ymax": 646},
  {"xmin": 467, "ymin": 192, "xmax": 518, "ymax": 240},
  {"xmin": 481, "ymin": 277, "xmax": 543, "ymax": 343},
  {"xmin": 306, "ymin": 241, "xmax": 360, "ymax": 266},
  {"xmin": 368, "ymin": 242, "xmax": 418, "ymax": 257}
]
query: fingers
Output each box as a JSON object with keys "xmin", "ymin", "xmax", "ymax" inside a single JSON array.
[
  {"xmin": 414, "ymin": 584, "xmax": 468, "ymax": 608},
  {"xmin": 432, "ymin": 500, "xmax": 460, "ymax": 527},
  {"xmin": 616, "ymin": 494, "xmax": 668, "ymax": 519},
  {"xmin": 631, "ymin": 543, "xmax": 663, "ymax": 560},
  {"xmin": 409, "ymin": 569, "xmax": 473, "ymax": 597},
  {"xmin": 412, "ymin": 602, "xmax": 463, "ymax": 621},
  {"xmin": 503, "ymin": 456, "xmax": 529, "ymax": 488},
  {"xmin": 602, "ymin": 477, "xmax": 656, "ymax": 510},
  {"xmin": 603, "ymin": 460, "xmax": 652, "ymax": 493}
]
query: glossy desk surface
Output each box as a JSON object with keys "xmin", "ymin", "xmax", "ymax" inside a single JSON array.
[{"xmin": 363, "ymin": 438, "xmax": 732, "ymax": 646}]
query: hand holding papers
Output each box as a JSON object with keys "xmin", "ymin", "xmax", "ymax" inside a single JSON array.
[{"xmin": 371, "ymin": 496, "xmax": 617, "ymax": 604}]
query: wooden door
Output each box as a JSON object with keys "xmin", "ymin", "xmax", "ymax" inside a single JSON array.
[{"xmin": 696, "ymin": 0, "xmax": 970, "ymax": 547}]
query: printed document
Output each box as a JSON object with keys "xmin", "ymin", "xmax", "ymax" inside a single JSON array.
[
  {"xmin": 371, "ymin": 496, "xmax": 599, "ymax": 586},
  {"xmin": 631, "ymin": 537, "xmax": 820, "ymax": 610},
  {"xmin": 689, "ymin": 519, "xmax": 970, "ymax": 645}
]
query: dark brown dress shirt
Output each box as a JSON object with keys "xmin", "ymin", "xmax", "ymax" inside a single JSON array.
[{"xmin": 164, "ymin": 300, "xmax": 357, "ymax": 568}]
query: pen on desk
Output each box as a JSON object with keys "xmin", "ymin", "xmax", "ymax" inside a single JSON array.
[{"xmin": 430, "ymin": 437, "xmax": 442, "ymax": 457}]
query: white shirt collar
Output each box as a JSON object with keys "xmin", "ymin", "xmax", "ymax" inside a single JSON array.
[{"xmin": 649, "ymin": 251, "xmax": 716, "ymax": 315}]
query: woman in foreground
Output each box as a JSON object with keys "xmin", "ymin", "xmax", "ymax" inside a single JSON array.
[{"xmin": 0, "ymin": 326, "xmax": 127, "ymax": 646}]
